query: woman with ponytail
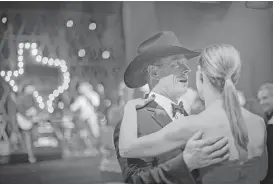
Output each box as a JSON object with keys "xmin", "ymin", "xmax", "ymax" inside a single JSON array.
[{"xmin": 118, "ymin": 44, "xmax": 267, "ymax": 184}]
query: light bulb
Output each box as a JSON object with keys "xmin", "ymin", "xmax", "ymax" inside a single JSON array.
[
  {"xmin": 78, "ymin": 49, "xmax": 86, "ymax": 57},
  {"xmin": 13, "ymin": 71, "xmax": 18, "ymax": 77},
  {"xmin": 54, "ymin": 59, "xmax": 60, "ymax": 66},
  {"xmin": 66, "ymin": 20, "xmax": 73, "ymax": 28},
  {"xmin": 5, "ymin": 76, "xmax": 10, "ymax": 81},
  {"xmin": 48, "ymin": 58, "xmax": 54, "ymax": 66},
  {"xmin": 39, "ymin": 103, "xmax": 45, "ymax": 109},
  {"xmin": 36, "ymin": 55, "xmax": 42, "ymax": 62},
  {"xmin": 89, "ymin": 23, "xmax": 96, "ymax": 30},
  {"xmin": 18, "ymin": 68, "xmax": 24, "ymax": 74},
  {"xmin": 18, "ymin": 56, "xmax": 23, "ymax": 62},
  {"xmin": 102, "ymin": 51, "xmax": 110, "ymax": 59},
  {"xmin": 18, "ymin": 49, "xmax": 23, "ymax": 55},
  {"xmin": 42, "ymin": 57, "xmax": 48, "ymax": 64},
  {"xmin": 25, "ymin": 42, "xmax": 30, "ymax": 49},
  {"xmin": 49, "ymin": 94, "xmax": 54, "ymax": 100},
  {"xmin": 7, "ymin": 71, "xmax": 12, "ymax": 76},
  {"xmin": 2, "ymin": 17, "xmax": 7, "ymax": 24},
  {"xmin": 31, "ymin": 49, "xmax": 38, "ymax": 56},
  {"xmin": 18, "ymin": 61, "xmax": 24, "ymax": 68},
  {"xmin": 53, "ymin": 90, "xmax": 59, "ymax": 97},
  {"xmin": 18, "ymin": 43, "xmax": 24, "ymax": 49},
  {"xmin": 9, "ymin": 80, "xmax": 15, "ymax": 86},
  {"xmin": 33, "ymin": 91, "xmax": 39, "ymax": 97},
  {"xmin": 31, "ymin": 43, "xmax": 37, "ymax": 49},
  {"xmin": 13, "ymin": 86, "xmax": 18, "ymax": 92},
  {"xmin": 61, "ymin": 66, "xmax": 67, "ymax": 72}
]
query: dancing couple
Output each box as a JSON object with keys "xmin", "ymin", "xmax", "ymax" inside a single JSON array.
[{"xmin": 114, "ymin": 31, "xmax": 268, "ymax": 184}]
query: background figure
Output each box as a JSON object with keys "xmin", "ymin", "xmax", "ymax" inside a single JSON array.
[
  {"xmin": 258, "ymin": 83, "xmax": 273, "ymax": 184},
  {"xmin": 70, "ymin": 82, "xmax": 101, "ymax": 156},
  {"xmin": 15, "ymin": 85, "xmax": 37, "ymax": 163},
  {"xmin": 99, "ymin": 82, "xmax": 127, "ymax": 172}
]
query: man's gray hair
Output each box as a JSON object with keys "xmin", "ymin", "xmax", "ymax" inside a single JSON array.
[{"xmin": 258, "ymin": 83, "xmax": 273, "ymax": 97}]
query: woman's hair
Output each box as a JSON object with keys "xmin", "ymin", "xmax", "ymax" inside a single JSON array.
[{"xmin": 198, "ymin": 44, "xmax": 249, "ymax": 151}]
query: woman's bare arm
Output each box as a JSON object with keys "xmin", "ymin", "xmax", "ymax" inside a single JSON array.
[{"xmin": 119, "ymin": 102, "xmax": 198, "ymax": 158}]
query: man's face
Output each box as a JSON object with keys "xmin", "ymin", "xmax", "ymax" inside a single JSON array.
[
  {"xmin": 258, "ymin": 89, "xmax": 273, "ymax": 113},
  {"xmin": 155, "ymin": 55, "xmax": 190, "ymax": 99}
]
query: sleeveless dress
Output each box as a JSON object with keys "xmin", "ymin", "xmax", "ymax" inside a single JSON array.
[{"xmin": 199, "ymin": 143, "xmax": 267, "ymax": 184}]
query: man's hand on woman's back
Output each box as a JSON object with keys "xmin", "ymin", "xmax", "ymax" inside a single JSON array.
[{"xmin": 183, "ymin": 131, "xmax": 229, "ymax": 171}]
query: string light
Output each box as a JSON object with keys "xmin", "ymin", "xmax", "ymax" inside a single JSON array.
[
  {"xmin": 13, "ymin": 85, "xmax": 18, "ymax": 92},
  {"xmin": 2, "ymin": 17, "xmax": 7, "ymax": 24},
  {"xmin": 9, "ymin": 80, "xmax": 15, "ymax": 86},
  {"xmin": 78, "ymin": 49, "xmax": 86, "ymax": 57},
  {"xmin": 18, "ymin": 56, "xmax": 23, "ymax": 62},
  {"xmin": 18, "ymin": 49, "xmax": 23, "ymax": 55},
  {"xmin": 58, "ymin": 102, "xmax": 64, "ymax": 109},
  {"xmin": 13, "ymin": 71, "xmax": 18, "ymax": 77},
  {"xmin": 31, "ymin": 43, "xmax": 37, "ymax": 49},
  {"xmin": 7, "ymin": 71, "xmax": 12, "ymax": 76},
  {"xmin": 18, "ymin": 43, "xmax": 24, "ymax": 49},
  {"xmin": 88, "ymin": 23, "xmax": 96, "ymax": 30},
  {"xmin": 0, "ymin": 42, "xmax": 71, "ymax": 112},
  {"xmin": 39, "ymin": 103, "xmax": 45, "ymax": 109},
  {"xmin": 42, "ymin": 57, "xmax": 48, "ymax": 64},
  {"xmin": 31, "ymin": 49, "xmax": 38, "ymax": 56},
  {"xmin": 5, "ymin": 76, "xmax": 10, "ymax": 82},
  {"xmin": 102, "ymin": 51, "xmax": 110, "ymax": 59},
  {"xmin": 66, "ymin": 20, "xmax": 73, "ymax": 28},
  {"xmin": 0, "ymin": 71, "xmax": 5, "ymax": 77},
  {"xmin": 18, "ymin": 61, "xmax": 24, "ymax": 68},
  {"xmin": 36, "ymin": 55, "xmax": 42, "ymax": 62},
  {"xmin": 48, "ymin": 58, "xmax": 54, "ymax": 66},
  {"xmin": 25, "ymin": 42, "xmax": 30, "ymax": 49},
  {"xmin": 18, "ymin": 68, "xmax": 24, "ymax": 74},
  {"xmin": 33, "ymin": 91, "xmax": 39, "ymax": 98}
]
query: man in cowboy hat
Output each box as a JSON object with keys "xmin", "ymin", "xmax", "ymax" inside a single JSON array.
[{"xmin": 113, "ymin": 31, "xmax": 229, "ymax": 184}]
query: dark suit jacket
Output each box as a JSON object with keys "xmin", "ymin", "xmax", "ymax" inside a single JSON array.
[{"xmin": 113, "ymin": 100, "xmax": 196, "ymax": 184}]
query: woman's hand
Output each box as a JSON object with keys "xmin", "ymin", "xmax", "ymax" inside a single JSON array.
[{"xmin": 126, "ymin": 95, "xmax": 155, "ymax": 109}]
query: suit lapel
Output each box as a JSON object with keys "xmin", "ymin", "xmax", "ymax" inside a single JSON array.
[{"xmin": 146, "ymin": 101, "xmax": 172, "ymax": 128}]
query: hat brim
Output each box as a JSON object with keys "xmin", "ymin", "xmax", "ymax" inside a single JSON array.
[{"xmin": 124, "ymin": 46, "xmax": 200, "ymax": 88}]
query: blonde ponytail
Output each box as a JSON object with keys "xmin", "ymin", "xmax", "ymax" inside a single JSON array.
[{"xmin": 223, "ymin": 78, "xmax": 249, "ymax": 151}]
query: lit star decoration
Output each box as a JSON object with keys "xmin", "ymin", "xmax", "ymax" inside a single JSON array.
[{"xmin": 0, "ymin": 42, "xmax": 71, "ymax": 113}]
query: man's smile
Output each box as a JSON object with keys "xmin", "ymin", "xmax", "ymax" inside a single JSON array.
[{"xmin": 175, "ymin": 75, "xmax": 188, "ymax": 86}]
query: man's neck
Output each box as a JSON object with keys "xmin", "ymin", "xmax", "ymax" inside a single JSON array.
[{"xmin": 151, "ymin": 87, "xmax": 178, "ymax": 103}]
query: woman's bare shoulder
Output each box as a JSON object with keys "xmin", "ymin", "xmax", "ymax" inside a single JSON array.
[{"xmin": 183, "ymin": 110, "xmax": 211, "ymax": 130}]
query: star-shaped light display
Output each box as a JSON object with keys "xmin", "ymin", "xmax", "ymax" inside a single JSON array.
[{"xmin": 0, "ymin": 42, "xmax": 71, "ymax": 113}]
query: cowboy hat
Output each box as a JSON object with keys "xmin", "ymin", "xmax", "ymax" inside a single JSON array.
[{"xmin": 124, "ymin": 31, "xmax": 200, "ymax": 88}]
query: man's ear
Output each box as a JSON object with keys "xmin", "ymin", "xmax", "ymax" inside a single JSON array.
[{"xmin": 147, "ymin": 65, "xmax": 159, "ymax": 79}]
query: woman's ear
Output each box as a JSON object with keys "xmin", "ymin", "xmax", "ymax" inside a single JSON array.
[
  {"xmin": 197, "ymin": 65, "xmax": 203, "ymax": 83},
  {"xmin": 200, "ymin": 73, "xmax": 203, "ymax": 84}
]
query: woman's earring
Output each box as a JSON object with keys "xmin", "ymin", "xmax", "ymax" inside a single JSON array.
[{"xmin": 200, "ymin": 73, "xmax": 203, "ymax": 83}]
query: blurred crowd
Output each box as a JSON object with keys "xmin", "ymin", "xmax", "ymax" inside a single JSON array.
[{"xmin": 5, "ymin": 76, "xmax": 273, "ymax": 177}]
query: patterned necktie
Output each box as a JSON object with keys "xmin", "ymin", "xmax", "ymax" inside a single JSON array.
[{"xmin": 171, "ymin": 101, "xmax": 185, "ymax": 118}]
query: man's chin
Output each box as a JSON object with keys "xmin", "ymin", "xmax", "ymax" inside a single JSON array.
[{"xmin": 180, "ymin": 86, "xmax": 188, "ymax": 95}]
